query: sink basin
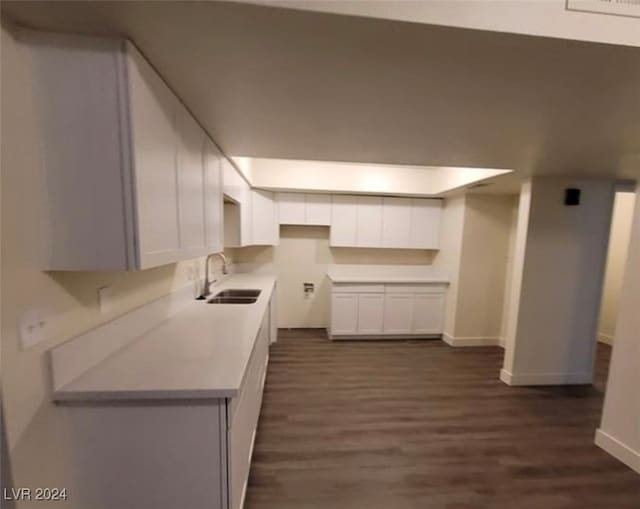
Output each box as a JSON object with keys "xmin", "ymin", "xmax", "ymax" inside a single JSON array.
[
  {"xmin": 215, "ymin": 289, "xmax": 261, "ymax": 298},
  {"xmin": 207, "ymin": 289, "xmax": 261, "ymax": 304},
  {"xmin": 208, "ymin": 296, "xmax": 258, "ymax": 304}
]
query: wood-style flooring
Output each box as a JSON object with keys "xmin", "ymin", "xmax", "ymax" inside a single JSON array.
[{"xmin": 246, "ymin": 330, "xmax": 640, "ymax": 509}]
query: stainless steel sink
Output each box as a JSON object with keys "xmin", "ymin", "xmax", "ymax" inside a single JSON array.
[{"xmin": 207, "ymin": 289, "xmax": 261, "ymax": 304}]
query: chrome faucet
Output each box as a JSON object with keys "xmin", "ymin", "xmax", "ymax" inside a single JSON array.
[{"xmin": 197, "ymin": 252, "xmax": 229, "ymax": 300}]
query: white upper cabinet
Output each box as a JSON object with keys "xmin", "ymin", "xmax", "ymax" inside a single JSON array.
[
  {"xmin": 277, "ymin": 193, "xmax": 331, "ymax": 226},
  {"xmin": 203, "ymin": 140, "xmax": 224, "ymax": 254},
  {"xmin": 28, "ymin": 33, "xmax": 224, "ymax": 270},
  {"xmin": 304, "ymin": 194, "xmax": 331, "ymax": 225},
  {"xmin": 356, "ymin": 196, "xmax": 383, "ymax": 247},
  {"xmin": 330, "ymin": 194, "xmax": 442, "ymax": 250},
  {"xmin": 251, "ymin": 190, "xmax": 278, "ymax": 246},
  {"xmin": 127, "ymin": 41, "xmax": 182, "ymax": 269},
  {"xmin": 277, "ymin": 193, "xmax": 306, "ymax": 224},
  {"xmin": 176, "ymin": 107, "xmax": 207, "ymax": 258},
  {"xmin": 381, "ymin": 197, "xmax": 412, "ymax": 248},
  {"xmin": 410, "ymin": 199, "xmax": 442, "ymax": 249},
  {"xmin": 222, "ymin": 160, "xmax": 254, "ymax": 248},
  {"xmin": 330, "ymin": 195, "xmax": 358, "ymax": 246}
]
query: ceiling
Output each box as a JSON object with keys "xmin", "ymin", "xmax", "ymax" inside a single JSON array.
[{"xmin": 3, "ymin": 1, "xmax": 640, "ymax": 181}]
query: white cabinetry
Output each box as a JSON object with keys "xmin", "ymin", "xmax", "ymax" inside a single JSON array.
[
  {"xmin": 176, "ymin": 108, "xmax": 207, "ymax": 258},
  {"xmin": 277, "ymin": 193, "xmax": 331, "ymax": 226},
  {"xmin": 277, "ymin": 193, "xmax": 306, "ymax": 224},
  {"xmin": 412, "ymin": 293, "xmax": 446, "ymax": 334},
  {"xmin": 27, "ymin": 33, "xmax": 224, "ymax": 270},
  {"xmin": 330, "ymin": 293, "xmax": 359, "ymax": 335},
  {"xmin": 410, "ymin": 199, "xmax": 442, "ymax": 249},
  {"xmin": 330, "ymin": 282, "xmax": 447, "ymax": 339},
  {"xmin": 383, "ymin": 293, "xmax": 414, "ymax": 334},
  {"xmin": 330, "ymin": 195, "xmax": 442, "ymax": 249},
  {"xmin": 357, "ymin": 293, "xmax": 385, "ymax": 334},
  {"xmin": 251, "ymin": 190, "xmax": 278, "ymax": 246},
  {"xmin": 204, "ymin": 140, "xmax": 224, "ymax": 254},
  {"xmin": 382, "ymin": 197, "xmax": 411, "ymax": 248},
  {"xmin": 330, "ymin": 195, "xmax": 358, "ymax": 246},
  {"xmin": 356, "ymin": 196, "xmax": 383, "ymax": 247}
]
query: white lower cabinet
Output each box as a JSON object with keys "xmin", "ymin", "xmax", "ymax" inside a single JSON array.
[
  {"xmin": 330, "ymin": 283, "xmax": 447, "ymax": 339},
  {"xmin": 55, "ymin": 296, "xmax": 274, "ymax": 509},
  {"xmin": 412, "ymin": 293, "xmax": 446, "ymax": 334},
  {"xmin": 331, "ymin": 293, "xmax": 359, "ymax": 335},
  {"xmin": 357, "ymin": 294, "xmax": 385, "ymax": 334},
  {"xmin": 383, "ymin": 294, "xmax": 414, "ymax": 334}
]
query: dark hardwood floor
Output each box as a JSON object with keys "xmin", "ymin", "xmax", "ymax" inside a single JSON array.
[{"xmin": 246, "ymin": 330, "xmax": 640, "ymax": 509}]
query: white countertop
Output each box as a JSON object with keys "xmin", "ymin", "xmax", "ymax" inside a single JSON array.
[
  {"xmin": 53, "ymin": 274, "xmax": 276, "ymax": 402},
  {"xmin": 326, "ymin": 264, "xmax": 450, "ymax": 284}
]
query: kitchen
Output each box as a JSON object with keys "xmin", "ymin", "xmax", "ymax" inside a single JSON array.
[{"xmin": 2, "ymin": 2, "xmax": 640, "ymax": 509}]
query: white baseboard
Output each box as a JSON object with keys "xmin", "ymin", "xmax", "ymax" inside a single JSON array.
[
  {"xmin": 442, "ymin": 333, "xmax": 503, "ymax": 347},
  {"xmin": 595, "ymin": 429, "xmax": 640, "ymax": 474},
  {"xmin": 500, "ymin": 368, "xmax": 592, "ymax": 386},
  {"xmin": 597, "ymin": 333, "xmax": 614, "ymax": 346}
]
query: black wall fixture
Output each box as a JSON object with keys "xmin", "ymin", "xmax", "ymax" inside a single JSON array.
[{"xmin": 565, "ymin": 188, "xmax": 581, "ymax": 206}]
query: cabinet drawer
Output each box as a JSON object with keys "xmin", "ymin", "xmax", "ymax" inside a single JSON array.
[
  {"xmin": 228, "ymin": 317, "xmax": 269, "ymax": 425},
  {"xmin": 332, "ymin": 284, "xmax": 385, "ymax": 294},
  {"xmin": 385, "ymin": 284, "xmax": 447, "ymax": 294}
]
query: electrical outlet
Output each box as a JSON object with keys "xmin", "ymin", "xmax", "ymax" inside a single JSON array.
[
  {"xmin": 98, "ymin": 286, "xmax": 113, "ymax": 314},
  {"xmin": 19, "ymin": 308, "xmax": 48, "ymax": 349}
]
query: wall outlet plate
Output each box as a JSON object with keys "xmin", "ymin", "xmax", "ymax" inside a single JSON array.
[
  {"xmin": 19, "ymin": 308, "xmax": 48, "ymax": 349},
  {"xmin": 98, "ymin": 286, "xmax": 113, "ymax": 314}
]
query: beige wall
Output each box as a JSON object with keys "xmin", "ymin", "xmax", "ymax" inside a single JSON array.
[
  {"xmin": 432, "ymin": 196, "xmax": 466, "ymax": 337},
  {"xmin": 455, "ymin": 194, "xmax": 518, "ymax": 341},
  {"xmin": 234, "ymin": 226, "xmax": 434, "ymax": 328},
  {"xmin": 598, "ymin": 192, "xmax": 636, "ymax": 344},
  {"xmin": 1, "ymin": 22, "xmax": 230, "ymax": 454},
  {"xmin": 432, "ymin": 194, "xmax": 518, "ymax": 343}
]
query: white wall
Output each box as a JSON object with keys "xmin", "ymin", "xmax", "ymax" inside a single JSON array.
[
  {"xmin": 502, "ymin": 177, "xmax": 615, "ymax": 385},
  {"xmin": 598, "ymin": 192, "xmax": 636, "ymax": 344},
  {"xmin": 596, "ymin": 185, "xmax": 640, "ymax": 474}
]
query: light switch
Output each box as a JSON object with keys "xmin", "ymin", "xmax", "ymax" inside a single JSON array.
[
  {"xmin": 19, "ymin": 308, "xmax": 48, "ymax": 349},
  {"xmin": 98, "ymin": 286, "xmax": 113, "ymax": 314}
]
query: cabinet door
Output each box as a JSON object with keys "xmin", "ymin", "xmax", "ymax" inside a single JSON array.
[
  {"xmin": 277, "ymin": 193, "xmax": 305, "ymax": 225},
  {"xmin": 222, "ymin": 158, "xmax": 243, "ymax": 204},
  {"xmin": 357, "ymin": 196, "xmax": 383, "ymax": 247},
  {"xmin": 203, "ymin": 140, "xmax": 223, "ymax": 253},
  {"xmin": 383, "ymin": 294, "xmax": 414, "ymax": 334},
  {"xmin": 412, "ymin": 293, "xmax": 446, "ymax": 334},
  {"xmin": 382, "ymin": 197, "xmax": 411, "ymax": 248},
  {"xmin": 357, "ymin": 294, "xmax": 384, "ymax": 334},
  {"xmin": 176, "ymin": 108, "xmax": 207, "ymax": 257},
  {"xmin": 251, "ymin": 190, "xmax": 278, "ymax": 245},
  {"xmin": 330, "ymin": 195, "xmax": 357, "ymax": 246},
  {"xmin": 331, "ymin": 293, "xmax": 359, "ymax": 335},
  {"xmin": 305, "ymin": 194, "xmax": 331, "ymax": 225},
  {"xmin": 127, "ymin": 45, "xmax": 181, "ymax": 269},
  {"xmin": 238, "ymin": 177, "xmax": 252, "ymax": 247},
  {"xmin": 410, "ymin": 199, "xmax": 442, "ymax": 249}
]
